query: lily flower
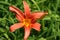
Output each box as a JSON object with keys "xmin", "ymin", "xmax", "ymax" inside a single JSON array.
[{"xmin": 9, "ymin": 1, "xmax": 48, "ymax": 40}]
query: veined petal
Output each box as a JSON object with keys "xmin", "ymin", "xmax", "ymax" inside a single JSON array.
[
  {"xmin": 24, "ymin": 26, "xmax": 31, "ymax": 40},
  {"xmin": 9, "ymin": 6, "xmax": 24, "ymax": 22},
  {"xmin": 23, "ymin": 1, "xmax": 31, "ymax": 17},
  {"xmin": 32, "ymin": 23, "xmax": 41, "ymax": 31},
  {"xmin": 10, "ymin": 23, "xmax": 24, "ymax": 32},
  {"xmin": 32, "ymin": 12, "xmax": 48, "ymax": 20},
  {"xmin": 16, "ymin": 14, "xmax": 23, "ymax": 22}
]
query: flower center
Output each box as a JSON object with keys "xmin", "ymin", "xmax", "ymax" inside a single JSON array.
[{"xmin": 23, "ymin": 18, "xmax": 31, "ymax": 27}]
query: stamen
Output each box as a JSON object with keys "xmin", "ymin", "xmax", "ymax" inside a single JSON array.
[{"xmin": 23, "ymin": 18, "xmax": 31, "ymax": 27}]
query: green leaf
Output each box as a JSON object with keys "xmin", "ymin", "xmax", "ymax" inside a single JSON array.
[{"xmin": 38, "ymin": 37, "xmax": 46, "ymax": 40}]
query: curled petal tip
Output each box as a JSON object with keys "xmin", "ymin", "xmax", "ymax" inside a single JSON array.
[
  {"xmin": 44, "ymin": 11, "xmax": 48, "ymax": 14},
  {"xmin": 9, "ymin": 5, "xmax": 15, "ymax": 11},
  {"xmin": 37, "ymin": 28, "xmax": 40, "ymax": 32},
  {"xmin": 9, "ymin": 5, "xmax": 13, "ymax": 9},
  {"xmin": 23, "ymin": 1, "xmax": 31, "ymax": 17},
  {"xmin": 10, "ymin": 23, "xmax": 24, "ymax": 32},
  {"xmin": 9, "ymin": 6, "xmax": 12, "ymax": 10},
  {"xmin": 10, "ymin": 27, "xmax": 14, "ymax": 32},
  {"xmin": 32, "ymin": 23, "xmax": 41, "ymax": 31},
  {"xmin": 45, "ymin": 12, "xmax": 48, "ymax": 15}
]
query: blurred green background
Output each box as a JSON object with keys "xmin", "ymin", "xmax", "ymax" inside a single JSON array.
[{"xmin": 0, "ymin": 0, "xmax": 60, "ymax": 40}]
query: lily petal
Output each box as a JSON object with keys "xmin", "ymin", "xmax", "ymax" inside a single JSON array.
[
  {"xmin": 32, "ymin": 23, "xmax": 41, "ymax": 31},
  {"xmin": 10, "ymin": 23, "xmax": 24, "ymax": 32},
  {"xmin": 32, "ymin": 12, "xmax": 48, "ymax": 20},
  {"xmin": 24, "ymin": 26, "xmax": 31, "ymax": 40},
  {"xmin": 23, "ymin": 1, "xmax": 31, "ymax": 17},
  {"xmin": 9, "ymin": 6, "xmax": 24, "ymax": 22},
  {"xmin": 16, "ymin": 14, "xmax": 23, "ymax": 22}
]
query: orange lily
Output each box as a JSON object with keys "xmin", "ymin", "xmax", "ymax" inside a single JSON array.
[{"xmin": 9, "ymin": 1, "xmax": 48, "ymax": 40}]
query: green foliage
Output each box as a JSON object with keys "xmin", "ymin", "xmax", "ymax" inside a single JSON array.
[{"xmin": 0, "ymin": 0, "xmax": 60, "ymax": 40}]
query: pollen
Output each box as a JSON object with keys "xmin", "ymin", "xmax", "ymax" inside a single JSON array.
[{"xmin": 23, "ymin": 18, "xmax": 31, "ymax": 27}]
